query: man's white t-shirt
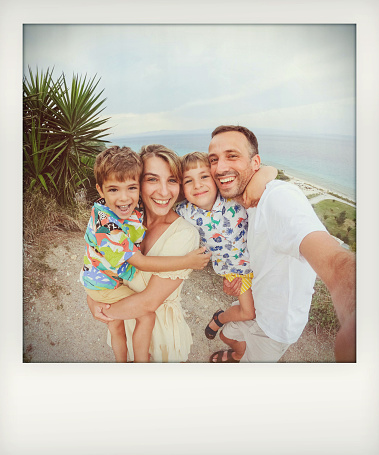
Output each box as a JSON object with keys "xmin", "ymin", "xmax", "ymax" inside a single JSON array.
[{"xmin": 247, "ymin": 180, "xmax": 327, "ymax": 344}]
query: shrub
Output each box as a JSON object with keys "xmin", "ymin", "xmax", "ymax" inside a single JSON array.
[
  {"xmin": 23, "ymin": 189, "xmax": 90, "ymax": 243},
  {"xmin": 276, "ymin": 170, "xmax": 290, "ymax": 181},
  {"xmin": 23, "ymin": 67, "xmax": 111, "ymax": 204},
  {"xmin": 336, "ymin": 210, "xmax": 347, "ymax": 226},
  {"xmin": 308, "ymin": 279, "xmax": 339, "ymax": 335}
]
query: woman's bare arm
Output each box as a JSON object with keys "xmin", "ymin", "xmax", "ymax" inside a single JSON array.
[{"xmin": 96, "ymin": 275, "xmax": 184, "ymax": 320}]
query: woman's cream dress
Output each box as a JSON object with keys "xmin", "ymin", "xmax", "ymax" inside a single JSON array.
[{"xmin": 107, "ymin": 217, "xmax": 199, "ymax": 362}]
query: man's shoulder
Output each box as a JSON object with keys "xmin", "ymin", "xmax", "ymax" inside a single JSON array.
[
  {"xmin": 265, "ymin": 179, "xmax": 298, "ymax": 191},
  {"xmin": 261, "ymin": 180, "xmax": 304, "ymax": 203},
  {"xmin": 247, "ymin": 180, "xmax": 309, "ymax": 220}
]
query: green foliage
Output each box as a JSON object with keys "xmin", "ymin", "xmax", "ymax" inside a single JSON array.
[
  {"xmin": 313, "ymin": 199, "xmax": 356, "ymax": 247},
  {"xmin": 306, "ymin": 192, "xmax": 323, "ymax": 200},
  {"xmin": 335, "ymin": 210, "xmax": 346, "ymax": 226},
  {"xmin": 276, "ymin": 169, "xmax": 290, "ymax": 181},
  {"xmin": 326, "ymin": 191, "xmax": 355, "ymax": 205},
  {"xmin": 308, "ymin": 279, "xmax": 339, "ymax": 335},
  {"xmin": 23, "ymin": 67, "xmax": 111, "ymax": 204}
]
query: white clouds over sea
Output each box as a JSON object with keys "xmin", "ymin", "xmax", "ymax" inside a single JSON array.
[{"xmin": 24, "ymin": 24, "xmax": 355, "ymax": 137}]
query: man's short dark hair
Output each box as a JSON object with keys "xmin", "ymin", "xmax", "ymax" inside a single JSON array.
[{"xmin": 211, "ymin": 125, "xmax": 259, "ymax": 158}]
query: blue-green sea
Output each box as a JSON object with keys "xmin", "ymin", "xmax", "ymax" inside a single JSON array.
[{"xmin": 110, "ymin": 131, "xmax": 356, "ymax": 201}]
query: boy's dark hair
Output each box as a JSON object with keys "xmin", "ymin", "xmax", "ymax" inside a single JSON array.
[
  {"xmin": 211, "ymin": 125, "xmax": 259, "ymax": 158},
  {"xmin": 181, "ymin": 151, "xmax": 210, "ymax": 173},
  {"xmin": 94, "ymin": 146, "xmax": 143, "ymax": 189}
]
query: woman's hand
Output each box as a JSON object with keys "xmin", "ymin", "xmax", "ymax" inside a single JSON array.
[
  {"xmin": 223, "ymin": 277, "xmax": 242, "ymax": 296},
  {"xmin": 87, "ymin": 295, "xmax": 114, "ymax": 323},
  {"xmin": 185, "ymin": 247, "xmax": 212, "ymax": 270}
]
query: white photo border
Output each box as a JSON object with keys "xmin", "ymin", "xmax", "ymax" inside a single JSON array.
[{"xmin": 1, "ymin": 0, "xmax": 378, "ymax": 454}]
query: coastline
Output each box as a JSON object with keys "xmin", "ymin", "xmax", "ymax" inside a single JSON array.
[{"xmin": 278, "ymin": 170, "xmax": 356, "ymax": 205}]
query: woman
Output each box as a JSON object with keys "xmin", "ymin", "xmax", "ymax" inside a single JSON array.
[{"xmin": 87, "ymin": 144, "xmax": 210, "ymax": 362}]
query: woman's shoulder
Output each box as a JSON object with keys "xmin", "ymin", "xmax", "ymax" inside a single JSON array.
[
  {"xmin": 171, "ymin": 216, "xmax": 200, "ymax": 237},
  {"xmin": 155, "ymin": 217, "xmax": 199, "ymax": 255}
]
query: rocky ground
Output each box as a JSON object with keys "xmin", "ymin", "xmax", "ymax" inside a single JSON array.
[{"xmin": 23, "ymin": 231, "xmax": 336, "ymax": 364}]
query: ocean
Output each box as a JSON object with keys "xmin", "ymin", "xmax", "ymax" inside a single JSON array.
[{"xmin": 110, "ymin": 131, "xmax": 356, "ymax": 201}]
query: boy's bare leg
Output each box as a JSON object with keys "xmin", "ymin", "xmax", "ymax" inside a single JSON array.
[
  {"xmin": 133, "ymin": 313, "xmax": 156, "ymax": 363},
  {"xmin": 208, "ymin": 290, "xmax": 256, "ymax": 333},
  {"xmin": 108, "ymin": 319, "xmax": 128, "ymax": 363},
  {"xmin": 209, "ymin": 331, "xmax": 246, "ymax": 362},
  {"xmin": 237, "ymin": 290, "xmax": 256, "ymax": 319}
]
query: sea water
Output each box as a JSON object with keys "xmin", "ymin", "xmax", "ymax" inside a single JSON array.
[{"xmin": 110, "ymin": 131, "xmax": 356, "ymax": 201}]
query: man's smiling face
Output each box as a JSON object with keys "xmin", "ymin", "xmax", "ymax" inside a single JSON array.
[{"xmin": 208, "ymin": 130, "xmax": 260, "ymax": 199}]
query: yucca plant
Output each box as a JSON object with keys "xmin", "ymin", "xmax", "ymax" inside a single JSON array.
[
  {"xmin": 23, "ymin": 67, "xmax": 59, "ymax": 138},
  {"xmin": 23, "ymin": 118, "xmax": 60, "ymax": 193},
  {"xmin": 23, "ymin": 68, "xmax": 111, "ymax": 205}
]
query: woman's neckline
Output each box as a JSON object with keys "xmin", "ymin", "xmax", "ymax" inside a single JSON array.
[{"xmin": 142, "ymin": 213, "xmax": 181, "ymax": 256}]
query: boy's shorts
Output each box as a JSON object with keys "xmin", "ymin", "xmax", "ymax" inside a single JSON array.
[
  {"xmin": 223, "ymin": 272, "xmax": 254, "ymax": 295},
  {"xmin": 84, "ymin": 285, "xmax": 135, "ymax": 304}
]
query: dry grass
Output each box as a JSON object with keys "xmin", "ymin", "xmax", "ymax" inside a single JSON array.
[{"xmin": 23, "ymin": 189, "xmax": 90, "ymax": 244}]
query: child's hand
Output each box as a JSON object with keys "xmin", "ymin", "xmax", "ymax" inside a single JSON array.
[
  {"xmin": 242, "ymin": 165, "xmax": 278, "ymax": 208},
  {"xmin": 223, "ymin": 276, "xmax": 242, "ymax": 296},
  {"xmin": 87, "ymin": 295, "xmax": 114, "ymax": 323},
  {"xmin": 186, "ymin": 247, "xmax": 212, "ymax": 270}
]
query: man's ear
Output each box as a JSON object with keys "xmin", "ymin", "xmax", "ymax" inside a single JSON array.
[
  {"xmin": 96, "ymin": 183, "xmax": 104, "ymax": 198},
  {"xmin": 252, "ymin": 154, "xmax": 261, "ymax": 172}
]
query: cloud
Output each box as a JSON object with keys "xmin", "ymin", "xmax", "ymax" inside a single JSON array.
[
  {"xmin": 104, "ymin": 96, "xmax": 355, "ymax": 137},
  {"xmin": 24, "ymin": 24, "xmax": 356, "ymax": 137}
]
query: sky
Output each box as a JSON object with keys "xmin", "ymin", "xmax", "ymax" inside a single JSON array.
[{"xmin": 23, "ymin": 24, "xmax": 356, "ymax": 139}]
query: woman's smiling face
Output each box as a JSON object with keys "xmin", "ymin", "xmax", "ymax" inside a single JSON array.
[{"xmin": 141, "ymin": 155, "xmax": 180, "ymax": 216}]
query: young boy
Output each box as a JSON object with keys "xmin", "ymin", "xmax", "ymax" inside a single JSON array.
[
  {"xmin": 175, "ymin": 152, "xmax": 277, "ymax": 347},
  {"xmin": 80, "ymin": 146, "xmax": 209, "ymax": 362}
]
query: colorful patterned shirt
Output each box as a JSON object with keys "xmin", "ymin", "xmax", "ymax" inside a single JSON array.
[
  {"xmin": 176, "ymin": 194, "xmax": 252, "ymax": 276},
  {"xmin": 80, "ymin": 199, "xmax": 146, "ymax": 290}
]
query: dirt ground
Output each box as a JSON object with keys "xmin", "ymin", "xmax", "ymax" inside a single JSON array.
[{"xmin": 23, "ymin": 231, "xmax": 336, "ymax": 363}]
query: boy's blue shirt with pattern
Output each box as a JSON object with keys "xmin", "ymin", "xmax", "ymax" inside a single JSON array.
[{"xmin": 176, "ymin": 193, "xmax": 252, "ymax": 275}]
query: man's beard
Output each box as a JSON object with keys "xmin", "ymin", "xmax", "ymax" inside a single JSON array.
[{"xmin": 216, "ymin": 171, "xmax": 253, "ymax": 199}]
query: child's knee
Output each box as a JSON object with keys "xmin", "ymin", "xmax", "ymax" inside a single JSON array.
[
  {"xmin": 108, "ymin": 320, "xmax": 125, "ymax": 336},
  {"xmin": 220, "ymin": 330, "xmax": 236, "ymax": 345},
  {"xmin": 220, "ymin": 330, "xmax": 227, "ymax": 343}
]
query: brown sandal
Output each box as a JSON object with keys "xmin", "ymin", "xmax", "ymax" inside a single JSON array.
[{"xmin": 209, "ymin": 349, "xmax": 240, "ymax": 363}]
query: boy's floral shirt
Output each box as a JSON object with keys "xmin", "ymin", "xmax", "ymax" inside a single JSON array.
[
  {"xmin": 176, "ymin": 194, "xmax": 252, "ymax": 276},
  {"xmin": 80, "ymin": 198, "xmax": 146, "ymax": 290}
]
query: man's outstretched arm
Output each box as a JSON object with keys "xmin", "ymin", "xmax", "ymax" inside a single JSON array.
[{"xmin": 300, "ymin": 231, "xmax": 356, "ymax": 362}]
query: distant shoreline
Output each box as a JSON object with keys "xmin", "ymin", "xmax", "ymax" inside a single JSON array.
[
  {"xmin": 108, "ymin": 132, "xmax": 355, "ymax": 203},
  {"xmin": 281, "ymin": 170, "xmax": 356, "ymax": 205}
]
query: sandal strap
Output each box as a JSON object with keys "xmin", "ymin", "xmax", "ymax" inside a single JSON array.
[
  {"xmin": 213, "ymin": 310, "xmax": 224, "ymax": 328},
  {"xmin": 210, "ymin": 349, "xmax": 240, "ymax": 363}
]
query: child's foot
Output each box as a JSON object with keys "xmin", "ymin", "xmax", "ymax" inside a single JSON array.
[
  {"xmin": 209, "ymin": 349, "xmax": 240, "ymax": 363},
  {"xmin": 205, "ymin": 309, "xmax": 224, "ymax": 339}
]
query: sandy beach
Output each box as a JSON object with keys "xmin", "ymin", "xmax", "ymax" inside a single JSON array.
[{"xmin": 283, "ymin": 172, "xmax": 356, "ymax": 206}]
